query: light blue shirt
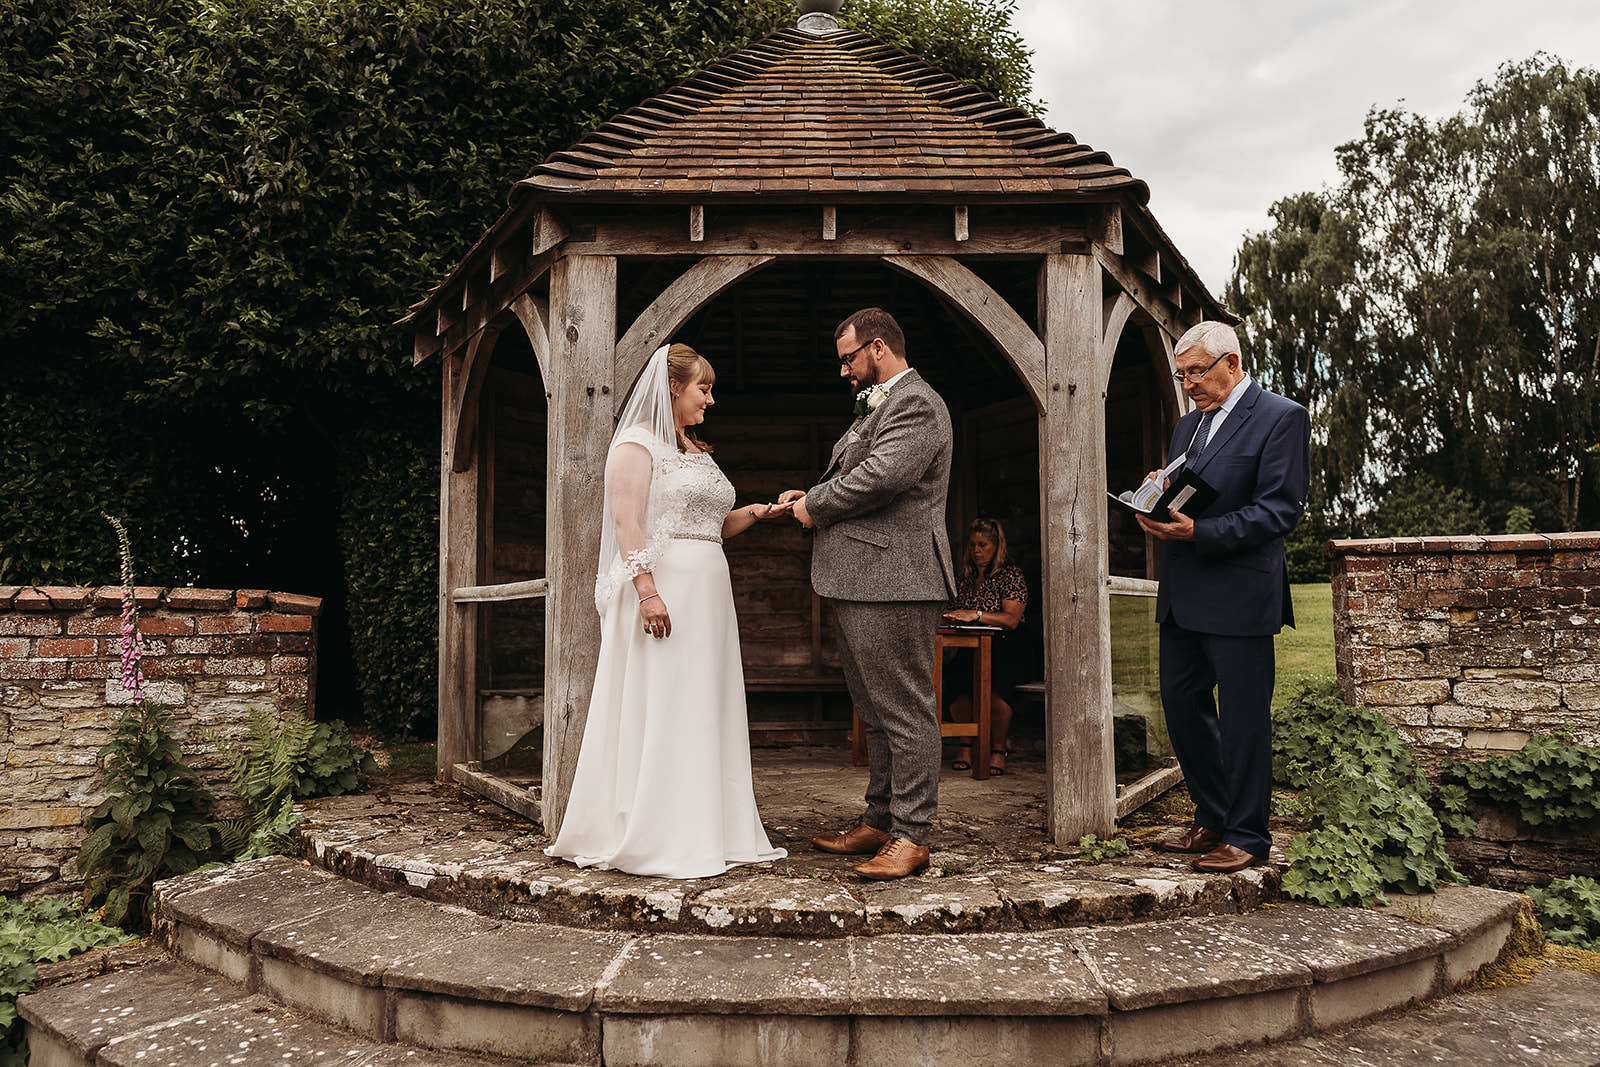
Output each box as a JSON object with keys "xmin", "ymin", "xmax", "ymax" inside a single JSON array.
[{"xmin": 1191, "ymin": 375, "xmax": 1252, "ymax": 455}]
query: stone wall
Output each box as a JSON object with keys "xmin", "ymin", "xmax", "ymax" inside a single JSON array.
[
  {"xmin": 1, "ymin": 586, "xmax": 320, "ymax": 894},
  {"xmin": 1327, "ymin": 532, "xmax": 1600, "ymax": 773}
]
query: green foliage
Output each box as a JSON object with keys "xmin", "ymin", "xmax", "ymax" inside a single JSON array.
[
  {"xmin": 1274, "ymin": 681, "xmax": 1460, "ymax": 907},
  {"xmin": 78, "ymin": 700, "xmax": 219, "ymax": 930},
  {"xmin": 1230, "ymin": 54, "xmax": 1600, "ymax": 535},
  {"xmin": 1075, "ymin": 834, "xmax": 1131, "ymax": 863},
  {"xmin": 1503, "ymin": 505, "xmax": 1536, "ymax": 534},
  {"xmin": 336, "ymin": 424, "xmax": 439, "ymax": 739},
  {"xmin": 1365, "ymin": 473, "xmax": 1489, "ymax": 538},
  {"xmin": 0, "ymin": 897, "xmax": 131, "ymax": 1062},
  {"xmin": 215, "ymin": 705, "xmax": 376, "ymax": 859},
  {"xmin": 841, "ymin": 0, "xmax": 1038, "ymax": 113},
  {"xmin": 1527, "ymin": 875, "xmax": 1600, "ymax": 951},
  {"xmin": 1440, "ymin": 735, "xmax": 1600, "ymax": 830}
]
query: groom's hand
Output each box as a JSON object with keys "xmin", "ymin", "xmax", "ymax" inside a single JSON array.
[{"xmin": 778, "ymin": 489, "xmax": 813, "ymax": 529}]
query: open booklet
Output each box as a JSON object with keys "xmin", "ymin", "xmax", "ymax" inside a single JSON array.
[{"xmin": 1108, "ymin": 451, "xmax": 1219, "ymax": 523}]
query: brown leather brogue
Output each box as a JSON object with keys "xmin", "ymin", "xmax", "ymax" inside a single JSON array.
[
  {"xmin": 811, "ymin": 820, "xmax": 892, "ymax": 855},
  {"xmin": 1155, "ymin": 825, "xmax": 1222, "ymax": 854},
  {"xmin": 853, "ymin": 837, "xmax": 930, "ymax": 880},
  {"xmin": 1191, "ymin": 843, "xmax": 1266, "ymax": 873}
]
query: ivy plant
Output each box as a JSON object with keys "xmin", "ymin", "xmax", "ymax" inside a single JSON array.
[
  {"xmin": 1, "ymin": 897, "xmax": 131, "ymax": 1064},
  {"xmin": 1439, "ymin": 735, "xmax": 1600, "ymax": 831},
  {"xmin": 1273, "ymin": 681, "xmax": 1460, "ymax": 907},
  {"xmin": 1527, "ymin": 875, "xmax": 1600, "ymax": 951}
]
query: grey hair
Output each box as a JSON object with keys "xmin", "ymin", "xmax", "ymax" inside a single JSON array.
[{"xmin": 1172, "ymin": 321, "xmax": 1241, "ymax": 362}]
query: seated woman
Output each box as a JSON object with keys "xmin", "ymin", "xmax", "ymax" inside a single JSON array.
[{"xmin": 942, "ymin": 517, "xmax": 1041, "ymax": 776}]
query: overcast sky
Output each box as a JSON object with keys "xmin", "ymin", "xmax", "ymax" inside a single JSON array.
[{"xmin": 1012, "ymin": 0, "xmax": 1600, "ymax": 296}]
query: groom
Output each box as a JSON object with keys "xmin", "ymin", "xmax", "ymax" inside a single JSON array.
[{"xmin": 781, "ymin": 308, "xmax": 956, "ymax": 880}]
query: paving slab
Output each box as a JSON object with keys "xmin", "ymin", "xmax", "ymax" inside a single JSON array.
[
  {"xmin": 1166, "ymin": 963, "xmax": 1600, "ymax": 1066},
  {"xmin": 17, "ymin": 961, "xmax": 236, "ymax": 1060},
  {"xmin": 1220, "ymin": 903, "xmax": 1454, "ymax": 982},
  {"xmin": 252, "ymin": 892, "xmax": 497, "ymax": 985},
  {"xmin": 94, "ymin": 994, "xmax": 507, "ymax": 1067},
  {"xmin": 1080, "ymin": 863, "xmax": 1240, "ymax": 916},
  {"xmin": 526, "ymin": 866, "xmax": 692, "ymax": 928},
  {"xmin": 861, "ymin": 873, "xmax": 1009, "ymax": 933},
  {"xmin": 598, "ymin": 935, "xmax": 853, "ymax": 1014},
  {"xmin": 1071, "ymin": 916, "xmax": 1313, "ymax": 1010},
  {"xmin": 685, "ymin": 876, "xmax": 866, "ymax": 936},
  {"xmin": 850, "ymin": 931, "xmax": 1107, "ymax": 1016},
  {"xmin": 157, "ymin": 857, "xmax": 367, "ymax": 948},
  {"xmin": 991, "ymin": 870, "xmax": 1159, "ymax": 926},
  {"xmin": 385, "ymin": 921, "xmax": 632, "ymax": 1010}
]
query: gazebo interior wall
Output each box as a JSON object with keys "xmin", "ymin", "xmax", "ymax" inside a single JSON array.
[{"xmin": 473, "ymin": 256, "xmax": 1169, "ymax": 746}]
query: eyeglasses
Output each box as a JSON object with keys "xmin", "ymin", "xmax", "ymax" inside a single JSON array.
[
  {"xmin": 1172, "ymin": 351, "xmax": 1229, "ymax": 383},
  {"xmin": 838, "ymin": 339, "xmax": 874, "ymax": 367}
]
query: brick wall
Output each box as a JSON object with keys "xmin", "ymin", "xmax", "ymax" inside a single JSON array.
[
  {"xmin": 1328, "ymin": 532, "xmax": 1600, "ymax": 771},
  {"xmin": 0, "ymin": 586, "xmax": 320, "ymax": 894}
]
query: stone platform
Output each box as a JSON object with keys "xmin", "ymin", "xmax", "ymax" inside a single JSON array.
[{"xmin": 19, "ymin": 751, "xmax": 1529, "ymax": 1066}]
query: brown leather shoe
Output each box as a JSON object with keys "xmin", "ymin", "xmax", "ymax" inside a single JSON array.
[
  {"xmin": 853, "ymin": 837, "xmax": 931, "ymax": 880},
  {"xmin": 811, "ymin": 820, "xmax": 892, "ymax": 855},
  {"xmin": 1155, "ymin": 825, "xmax": 1223, "ymax": 854},
  {"xmin": 1192, "ymin": 843, "xmax": 1266, "ymax": 873}
]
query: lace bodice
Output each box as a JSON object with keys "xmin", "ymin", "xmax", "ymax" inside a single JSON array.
[{"xmin": 661, "ymin": 451, "xmax": 735, "ymax": 540}]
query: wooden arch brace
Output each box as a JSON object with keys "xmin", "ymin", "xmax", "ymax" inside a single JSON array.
[
  {"xmin": 1100, "ymin": 290, "xmax": 1137, "ymax": 386},
  {"xmin": 613, "ymin": 255, "xmax": 777, "ymax": 413},
  {"xmin": 881, "ymin": 255, "xmax": 1046, "ymax": 410},
  {"xmin": 448, "ymin": 294, "xmax": 553, "ymax": 474}
]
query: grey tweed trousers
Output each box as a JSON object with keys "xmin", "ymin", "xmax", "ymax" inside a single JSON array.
[{"xmin": 833, "ymin": 599, "xmax": 946, "ymax": 845}]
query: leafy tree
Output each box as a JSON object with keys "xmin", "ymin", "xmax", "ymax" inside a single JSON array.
[{"xmin": 1229, "ymin": 54, "xmax": 1600, "ymax": 537}]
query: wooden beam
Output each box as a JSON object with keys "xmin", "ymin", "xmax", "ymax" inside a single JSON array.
[
  {"xmin": 542, "ymin": 254, "xmax": 617, "ymax": 836},
  {"xmin": 453, "ymin": 763, "xmax": 541, "ymax": 821},
  {"xmin": 613, "ymin": 255, "xmax": 776, "ymax": 412},
  {"xmin": 1094, "ymin": 245, "xmax": 1184, "ymax": 340},
  {"xmin": 437, "ymin": 351, "xmax": 480, "ymax": 779},
  {"xmin": 1100, "ymin": 291, "xmax": 1137, "ymax": 388},
  {"xmin": 954, "ymin": 205, "xmax": 970, "ymax": 242},
  {"xmin": 822, "ymin": 205, "xmax": 837, "ymax": 241},
  {"xmin": 415, "ymin": 244, "xmax": 564, "ymax": 366},
  {"xmin": 1115, "ymin": 765, "xmax": 1184, "ymax": 819},
  {"xmin": 563, "ymin": 214, "xmax": 1094, "ymax": 258},
  {"xmin": 880, "ymin": 254, "xmax": 1046, "ymax": 410},
  {"xmin": 450, "ymin": 578, "xmax": 549, "ymax": 603},
  {"xmin": 450, "ymin": 327, "xmax": 502, "ymax": 474},
  {"xmin": 1092, "ymin": 204, "xmax": 1123, "ymax": 256},
  {"xmin": 511, "ymin": 293, "xmax": 552, "ymax": 385},
  {"xmin": 689, "ymin": 204, "xmax": 705, "ymax": 243},
  {"xmin": 1037, "ymin": 252, "xmax": 1116, "ymax": 842}
]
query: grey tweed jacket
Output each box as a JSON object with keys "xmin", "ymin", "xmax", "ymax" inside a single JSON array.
[{"xmin": 806, "ymin": 369, "xmax": 957, "ymax": 602}]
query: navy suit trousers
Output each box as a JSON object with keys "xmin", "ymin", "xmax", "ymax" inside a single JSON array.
[{"xmin": 1158, "ymin": 620, "xmax": 1275, "ymax": 858}]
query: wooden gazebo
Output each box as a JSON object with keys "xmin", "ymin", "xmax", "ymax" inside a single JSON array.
[{"xmin": 403, "ymin": 6, "xmax": 1227, "ymax": 845}]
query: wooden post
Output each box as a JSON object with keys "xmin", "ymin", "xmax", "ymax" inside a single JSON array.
[
  {"xmin": 541, "ymin": 255, "xmax": 617, "ymax": 835},
  {"xmin": 1037, "ymin": 253, "xmax": 1116, "ymax": 842},
  {"xmin": 438, "ymin": 350, "xmax": 480, "ymax": 778}
]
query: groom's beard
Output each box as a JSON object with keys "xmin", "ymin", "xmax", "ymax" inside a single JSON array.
[{"xmin": 850, "ymin": 363, "xmax": 880, "ymax": 391}]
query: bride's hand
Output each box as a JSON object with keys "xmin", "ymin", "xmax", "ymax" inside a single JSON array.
[{"xmin": 640, "ymin": 595, "xmax": 671, "ymax": 639}]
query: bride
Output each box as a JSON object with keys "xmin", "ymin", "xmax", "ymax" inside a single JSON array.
[{"xmin": 545, "ymin": 343, "xmax": 789, "ymax": 878}]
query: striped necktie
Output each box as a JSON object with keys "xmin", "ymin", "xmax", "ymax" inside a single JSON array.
[{"xmin": 1190, "ymin": 409, "xmax": 1217, "ymax": 464}]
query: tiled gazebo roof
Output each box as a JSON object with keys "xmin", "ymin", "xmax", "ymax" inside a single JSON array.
[{"xmin": 515, "ymin": 27, "xmax": 1146, "ymax": 204}]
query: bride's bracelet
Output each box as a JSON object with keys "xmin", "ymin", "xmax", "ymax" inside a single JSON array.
[{"xmin": 639, "ymin": 593, "xmax": 662, "ymax": 607}]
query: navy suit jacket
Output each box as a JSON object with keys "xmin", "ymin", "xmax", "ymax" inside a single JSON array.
[{"xmin": 1155, "ymin": 380, "xmax": 1311, "ymax": 638}]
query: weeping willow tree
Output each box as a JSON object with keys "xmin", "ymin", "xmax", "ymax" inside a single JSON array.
[{"xmin": 1228, "ymin": 54, "xmax": 1600, "ymax": 538}]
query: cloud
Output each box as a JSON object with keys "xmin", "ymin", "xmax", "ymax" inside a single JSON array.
[{"xmin": 1014, "ymin": 0, "xmax": 1600, "ymax": 294}]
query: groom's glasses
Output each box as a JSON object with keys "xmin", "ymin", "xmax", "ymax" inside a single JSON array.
[{"xmin": 838, "ymin": 339, "xmax": 873, "ymax": 367}]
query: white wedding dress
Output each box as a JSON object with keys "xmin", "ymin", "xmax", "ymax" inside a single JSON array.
[{"xmin": 546, "ymin": 435, "xmax": 787, "ymax": 879}]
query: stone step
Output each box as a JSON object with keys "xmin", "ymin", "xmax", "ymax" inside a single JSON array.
[
  {"xmin": 299, "ymin": 798, "xmax": 1284, "ymax": 937},
  {"xmin": 17, "ymin": 954, "xmax": 515, "ymax": 1067},
  {"xmin": 15, "ymin": 856, "xmax": 1525, "ymax": 1065}
]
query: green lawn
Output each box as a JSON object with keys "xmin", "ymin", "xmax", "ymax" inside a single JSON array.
[
  {"xmin": 1274, "ymin": 583, "xmax": 1336, "ymax": 707},
  {"xmin": 1110, "ymin": 583, "xmax": 1336, "ymax": 753}
]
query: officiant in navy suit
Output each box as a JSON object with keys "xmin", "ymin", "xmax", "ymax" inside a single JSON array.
[{"xmin": 1136, "ymin": 321, "xmax": 1311, "ymax": 874}]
